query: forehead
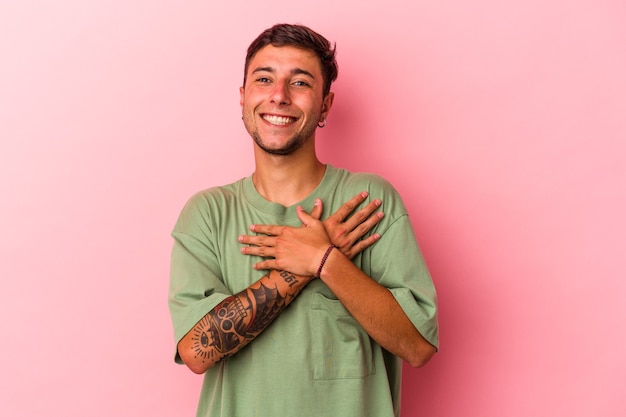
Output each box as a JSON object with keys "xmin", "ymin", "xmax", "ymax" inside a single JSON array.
[{"xmin": 247, "ymin": 45, "xmax": 323, "ymax": 77}]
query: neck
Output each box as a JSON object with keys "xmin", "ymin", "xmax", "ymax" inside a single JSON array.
[{"xmin": 252, "ymin": 147, "xmax": 326, "ymax": 207}]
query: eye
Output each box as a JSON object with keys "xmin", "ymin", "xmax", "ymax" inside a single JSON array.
[
  {"xmin": 292, "ymin": 80, "xmax": 310, "ymax": 87},
  {"xmin": 255, "ymin": 77, "xmax": 272, "ymax": 83}
]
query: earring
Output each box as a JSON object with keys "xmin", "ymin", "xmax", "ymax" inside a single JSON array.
[{"xmin": 317, "ymin": 118, "xmax": 327, "ymax": 128}]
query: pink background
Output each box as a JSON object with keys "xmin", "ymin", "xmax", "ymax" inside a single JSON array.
[{"xmin": 1, "ymin": 1, "xmax": 625, "ymax": 416}]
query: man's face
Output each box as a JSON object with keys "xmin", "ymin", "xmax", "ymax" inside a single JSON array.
[{"xmin": 240, "ymin": 45, "xmax": 333, "ymax": 156}]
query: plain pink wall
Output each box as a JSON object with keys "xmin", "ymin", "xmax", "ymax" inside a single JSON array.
[{"xmin": 1, "ymin": 1, "xmax": 625, "ymax": 416}]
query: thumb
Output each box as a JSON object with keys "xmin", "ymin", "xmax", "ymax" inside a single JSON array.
[
  {"xmin": 309, "ymin": 198, "xmax": 323, "ymax": 221},
  {"xmin": 296, "ymin": 205, "xmax": 316, "ymax": 227}
]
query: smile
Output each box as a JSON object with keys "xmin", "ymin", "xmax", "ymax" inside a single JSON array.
[{"xmin": 262, "ymin": 114, "xmax": 296, "ymax": 126}]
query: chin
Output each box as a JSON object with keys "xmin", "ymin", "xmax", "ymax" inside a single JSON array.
[{"xmin": 254, "ymin": 135, "xmax": 306, "ymax": 156}]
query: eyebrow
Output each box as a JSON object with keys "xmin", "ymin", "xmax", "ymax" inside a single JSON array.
[{"xmin": 251, "ymin": 66, "xmax": 316, "ymax": 79}]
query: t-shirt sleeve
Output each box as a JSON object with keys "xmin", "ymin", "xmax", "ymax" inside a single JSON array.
[
  {"xmin": 373, "ymin": 215, "xmax": 439, "ymax": 350},
  {"xmin": 362, "ymin": 177, "xmax": 439, "ymax": 349},
  {"xmin": 168, "ymin": 194, "xmax": 232, "ymax": 364}
]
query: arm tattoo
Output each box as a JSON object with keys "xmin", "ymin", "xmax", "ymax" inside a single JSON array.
[
  {"xmin": 246, "ymin": 282, "xmax": 285, "ymax": 333},
  {"xmin": 190, "ymin": 274, "xmax": 294, "ymax": 364},
  {"xmin": 277, "ymin": 269, "xmax": 300, "ymax": 287}
]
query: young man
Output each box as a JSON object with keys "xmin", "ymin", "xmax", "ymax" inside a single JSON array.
[{"xmin": 169, "ymin": 23, "xmax": 439, "ymax": 417}]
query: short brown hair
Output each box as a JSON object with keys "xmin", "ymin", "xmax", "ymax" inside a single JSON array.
[{"xmin": 243, "ymin": 24, "xmax": 338, "ymax": 96}]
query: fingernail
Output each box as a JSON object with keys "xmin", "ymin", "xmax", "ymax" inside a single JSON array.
[
  {"xmin": 249, "ymin": 224, "xmax": 255, "ymax": 231},
  {"xmin": 361, "ymin": 191, "xmax": 368, "ymax": 198},
  {"xmin": 375, "ymin": 199, "xmax": 382, "ymax": 206},
  {"xmin": 377, "ymin": 212, "xmax": 384, "ymax": 218}
]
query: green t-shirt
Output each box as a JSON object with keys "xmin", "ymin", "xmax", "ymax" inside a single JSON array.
[{"xmin": 169, "ymin": 165, "xmax": 439, "ymax": 417}]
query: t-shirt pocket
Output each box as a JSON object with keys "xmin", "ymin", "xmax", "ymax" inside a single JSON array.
[{"xmin": 310, "ymin": 292, "xmax": 376, "ymax": 379}]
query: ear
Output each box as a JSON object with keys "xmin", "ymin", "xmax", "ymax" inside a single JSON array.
[
  {"xmin": 239, "ymin": 86, "xmax": 245, "ymax": 109},
  {"xmin": 321, "ymin": 92, "xmax": 335, "ymax": 119}
]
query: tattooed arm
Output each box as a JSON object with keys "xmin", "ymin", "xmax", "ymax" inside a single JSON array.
[
  {"xmin": 242, "ymin": 207, "xmax": 437, "ymax": 368},
  {"xmin": 177, "ymin": 269, "xmax": 312, "ymax": 374},
  {"xmin": 176, "ymin": 192, "xmax": 384, "ymax": 374}
]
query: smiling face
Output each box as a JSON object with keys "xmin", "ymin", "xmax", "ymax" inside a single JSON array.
[{"xmin": 240, "ymin": 45, "xmax": 334, "ymax": 156}]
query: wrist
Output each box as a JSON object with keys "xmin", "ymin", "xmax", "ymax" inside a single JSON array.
[{"xmin": 316, "ymin": 244, "xmax": 337, "ymax": 278}]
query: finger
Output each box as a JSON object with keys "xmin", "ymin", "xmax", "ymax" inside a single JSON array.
[
  {"xmin": 296, "ymin": 205, "xmax": 317, "ymax": 227},
  {"xmin": 238, "ymin": 234, "xmax": 276, "ymax": 247},
  {"xmin": 240, "ymin": 245, "xmax": 276, "ymax": 258},
  {"xmin": 344, "ymin": 233, "xmax": 381, "ymax": 260},
  {"xmin": 253, "ymin": 259, "xmax": 277, "ymax": 271},
  {"xmin": 342, "ymin": 199, "xmax": 382, "ymax": 232},
  {"xmin": 341, "ymin": 212, "xmax": 384, "ymax": 249},
  {"xmin": 249, "ymin": 224, "xmax": 284, "ymax": 236},
  {"xmin": 308, "ymin": 198, "xmax": 323, "ymax": 221},
  {"xmin": 328, "ymin": 192, "xmax": 368, "ymax": 223}
]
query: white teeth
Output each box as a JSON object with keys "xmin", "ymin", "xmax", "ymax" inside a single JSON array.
[{"xmin": 263, "ymin": 115, "xmax": 294, "ymax": 125}]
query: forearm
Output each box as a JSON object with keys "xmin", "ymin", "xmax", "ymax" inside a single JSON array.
[
  {"xmin": 177, "ymin": 269, "xmax": 314, "ymax": 374},
  {"xmin": 235, "ymin": 204, "xmax": 437, "ymax": 365},
  {"xmin": 319, "ymin": 249, "xmax": 436, "ymax": 368}
]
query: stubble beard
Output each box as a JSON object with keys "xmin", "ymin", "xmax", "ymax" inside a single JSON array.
[
  {"xmin": 251, "ymin": 130, "xmax": 309, "ymax": 156},
  {"xmin": 245, "ymin": 113, "xmax": 319, "ymax": 156}
]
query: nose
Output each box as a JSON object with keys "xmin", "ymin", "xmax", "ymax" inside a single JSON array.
[{"xmin": 270, "ymin": 80, "xmax": 290, "ymax": 105}]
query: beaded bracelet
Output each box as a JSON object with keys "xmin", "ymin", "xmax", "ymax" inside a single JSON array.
[{"xmin": 316, "ymin": 244, "xmax": 337, "ymax": 278}]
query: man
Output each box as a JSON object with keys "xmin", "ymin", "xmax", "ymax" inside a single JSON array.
[{"xmin": 169, "ymin": 23, "xmax": 439, "ymax": 417}]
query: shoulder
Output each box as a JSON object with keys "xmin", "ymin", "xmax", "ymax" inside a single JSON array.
[
  {"xmin": 329, "ymin": 165, "xmax": 401, "ymax": 199},
  {"xmin": 327, "ymin": 166, "xmax": 409, "ymax": 221},
  {"xmin": 174, "ymin": 178, "xmax": 245, "ymax": 233},
  {"xmin": 186, "ymin": 179, "xmax": 242, "ymax": 208}
]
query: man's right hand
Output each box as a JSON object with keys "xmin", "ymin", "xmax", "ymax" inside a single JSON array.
[{"xmin": 309, "ymin": 192, "xmax": 384, "ymax": 259}]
